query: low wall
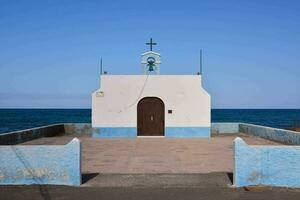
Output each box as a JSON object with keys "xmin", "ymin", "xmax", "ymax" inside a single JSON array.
[
  {"xmin": 0, "ymin": 123, "xmax": 94, "ymax": 145},
  {"xmin": 0, "ymin": 124, "xmax": 64, "ymax": 145},
  {"xmin": 239, "ymin": 123, "xmax": 300, "ymax": 145},
  {"xmin": 1, "ymin": 122, "xmax": 300, "ymax": 144},
  {"xmin": 234, "ymin": 137, "xmax": 300, "ymax": 188},
  {"xmin": 211, "ymin": 123, "xmax": 239, "ymax": 134},
  {"xmin": 0, "ymin": 138, "xmax": 81, "ymax": 186},
  {"xmin": 64, "ymin": 123, "xmax": 92, "ymax": 136}
]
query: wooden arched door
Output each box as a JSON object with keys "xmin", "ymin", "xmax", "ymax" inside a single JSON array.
[{"xmin": 137, "ymin": 97, "xmax": 165, "ymax": 136}]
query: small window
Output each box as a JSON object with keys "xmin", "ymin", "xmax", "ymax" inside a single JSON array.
[{"xmin": 168, "ymin": 110, "xmax": 172, "ymax": 114}]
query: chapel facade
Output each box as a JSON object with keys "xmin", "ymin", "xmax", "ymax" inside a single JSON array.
[{"xmin": 92, "ymin": 39, "xmax": 211, "ymax": 138}]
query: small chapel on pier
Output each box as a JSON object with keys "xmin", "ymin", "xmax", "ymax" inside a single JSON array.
[{"xmin": 92, "ymin": 39, "xmax": 211, "ymax": 138}]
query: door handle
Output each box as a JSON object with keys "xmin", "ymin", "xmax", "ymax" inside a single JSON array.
[{"xmin": 150, "ymin": 115, "xmax": 154, "ymax": 121}]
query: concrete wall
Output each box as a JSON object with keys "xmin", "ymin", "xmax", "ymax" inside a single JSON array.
[
  {"xmin": 0, "ymin": 123, "xmax": 96, "ymax": 145},
  {"xmin": 234, "ymin": 137, "xmax": 300, "ymax": 188},
  {"xmin": 92, "ymin": 75, "xmax": 211, "ymax": 137},
  {"xmin": 0, "ymin": 138, "xmax": 81, "ymax": 186},
  {"xmin": 0, "ymin": 124, "xmax": 64, "ymax": 145},
  {"xmin": 240, "ymin": 123, "xmax": 300, "ymax": 145},
  {"xmin": 64, "ymin": 123, "xmax": 93, "ymax": 136},
  {"xmin": 211, "ymin": 123, "xmax": 240, "ymax": 134}
]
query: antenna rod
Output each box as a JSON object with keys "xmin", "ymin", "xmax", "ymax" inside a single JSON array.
[
  {"xmin": 100, "ymin": 58, "xmax": 103, "ymax": 75},
  {"xmin": 200, "ymin": 49, "xmax": 203, "ymax": 75}
]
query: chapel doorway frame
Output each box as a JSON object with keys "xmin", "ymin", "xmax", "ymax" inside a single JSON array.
[{"xmin": 137, "ymin": 97, "xmax": 165, "ymax": 136}]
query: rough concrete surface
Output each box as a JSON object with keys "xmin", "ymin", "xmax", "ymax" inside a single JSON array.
[{"xmin": 1, "ymin": 173, "xmax": 300, "ymax": 200}]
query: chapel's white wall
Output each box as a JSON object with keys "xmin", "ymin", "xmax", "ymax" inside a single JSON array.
[{"xmin": 92, "ymin": 75, "xmax": 211, "ymax": 127}]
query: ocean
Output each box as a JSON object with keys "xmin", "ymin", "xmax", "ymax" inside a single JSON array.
[{"xmin": 0, "ymin": 109, "xmax": 299, "ymax": 134}]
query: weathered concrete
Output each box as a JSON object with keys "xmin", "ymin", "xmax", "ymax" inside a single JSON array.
[
  {"xmin": 64, "ymin": 123, "xmax": 93, "ymax": 136},
  {"xmin": 83, "ymin": 173, "xmax": 231, "ymax": 188},
  {"xmin": 1, "ymin": 173, "xmax": 300, "ymax": 200},
  {"xmin": 240, "ymin": 123, "xmax": 300, "ymax": 145},
  {"xmin": 211, "ymin": 123, "xmax": 240, "ymax": 134},
  {"xmin": 0, "ymin": 123, "xmax": 92, "ymax": 145},
  {"xmin": 23, "ymin": 134, "xmax": 279, "ymax": 174},
  {"xmin": 0, "ymin": 138, "xmax": 81, "ymax": 186},
  {"xmin": 234, "ymin": 137, "xmax": 300, "ymax": 188},
  {"xmin": 0, "ymin": 124, "xmax": 64, "ymax": 145}
]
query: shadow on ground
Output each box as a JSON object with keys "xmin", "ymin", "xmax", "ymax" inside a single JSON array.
[{"xmin": 81, "ymin": 173, "xmax": 99, "ymax": 184}]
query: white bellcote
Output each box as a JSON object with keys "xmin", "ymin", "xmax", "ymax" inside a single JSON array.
[{"xmin": 141, "ymin": 38, "xmax": 161, "ymax": 75}]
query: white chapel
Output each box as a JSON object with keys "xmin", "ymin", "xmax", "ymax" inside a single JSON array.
[{"xmin": 92, "ymin": 39, "xmax": 211, "ymax": 138}]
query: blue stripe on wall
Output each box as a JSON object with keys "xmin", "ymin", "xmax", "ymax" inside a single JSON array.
[
  {"xmin": 165, "ymin": 127, "xmax": 210, "ymax": 138},
  {"xmin": 92, "ymin": 127, "xmax": 137, "ymax": 138},
  {"xmin": 92, "ymin": 127, "xmax": 211, "ymax": 138}
]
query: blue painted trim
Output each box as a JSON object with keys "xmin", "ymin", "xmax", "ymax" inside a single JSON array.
[
  {"xmin": 165, "ymin": 127, "xmax": 210, "ymax": 138},
  {"xmin": 92, "ymin": 127, "xmax": 137, "ymax": 138},
  {"xmin": 92, "ymin": 127, "xmax": 211, "ymax": 138}
]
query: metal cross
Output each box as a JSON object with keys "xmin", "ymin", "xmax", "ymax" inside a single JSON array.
[{"xmin": 146, "ymin": 38, "xmax": 157, "ymax": 51}]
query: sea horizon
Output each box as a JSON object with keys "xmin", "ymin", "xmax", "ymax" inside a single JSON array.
[{"xmin": 1, "ymin": 108, "xmax": 299, "ymax": 134}]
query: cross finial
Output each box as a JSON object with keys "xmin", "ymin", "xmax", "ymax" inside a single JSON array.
[{"xmin": 146, "ymin": 38, "xmax": 157, "ymax": 51}]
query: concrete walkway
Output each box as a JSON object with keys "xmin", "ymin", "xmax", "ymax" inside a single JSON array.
[
  {"xmin": 22, "ymin": 134, "xmax": 279, "ymax": 174},
  {"xmin": 1, "ymin": 173, "xmax": 300, "ymax": 200}
]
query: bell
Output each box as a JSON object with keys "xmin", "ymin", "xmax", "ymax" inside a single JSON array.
[{"xmin": 148, "ymin": 65, "xmax": 154, "ymax": 71}]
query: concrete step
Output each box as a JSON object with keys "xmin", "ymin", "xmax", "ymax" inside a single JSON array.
[{"xmin": 82, "ymin": 172, "xmax": 233, "ymax": 188}]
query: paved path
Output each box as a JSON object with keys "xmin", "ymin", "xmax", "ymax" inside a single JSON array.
[
  {"xmin": 22, "ymin": 134, "xmax": 279, "ymax": 174},
  {"xmin": 1, "ymin": 173, "xmax": 300, "ymax": 200}
]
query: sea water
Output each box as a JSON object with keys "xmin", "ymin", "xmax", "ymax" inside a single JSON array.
[{"xmin": 0, "ymin": 109, "xmax": 299, "ymax": 134}]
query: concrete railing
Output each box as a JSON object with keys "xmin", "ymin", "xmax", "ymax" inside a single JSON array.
[
  {"xmin": 1, "ymin": 122, "xmax": 300, "ymax": 144},
  {"xmin": 0, "ymin": 138, "xmax": 81, "ymax": 186},
  {"xmin": 64, "ymin": 123, "xmax": 93, "ymax": 135},
  {"xmin": 234, "ymin": 137, "xmax": 300, "ymax": 188},
  {"xmin": 0, "ymin": 124, "xmax": 64, "ymax": 145},
  {"xmin": 239, "ymin": 123, "xmax": 300, "ymax": 145},
  {"xmin": 211, "ymin": 123, "xmax": 240, "ymax": 134},
  {"xmin": 0, "ymin": 123, "xmax": 93, "ymax": 145},
  {"xmin": 211, "ymin": 123, "xmax": 300, "ymax": 145}
]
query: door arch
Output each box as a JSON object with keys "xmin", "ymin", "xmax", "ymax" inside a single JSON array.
[{"xmin": 137, "ymin": 97, "xmax": 165, "ymax": 136}]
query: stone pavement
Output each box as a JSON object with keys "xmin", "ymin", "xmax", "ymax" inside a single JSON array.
[{"xmin": 22, "ymin": 134, "xmax": 280, "ymax": 174}]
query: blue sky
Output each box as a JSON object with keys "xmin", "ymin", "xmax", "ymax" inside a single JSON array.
[{"xmin": 0, "ymin": 0, "xmax": 299, "ymax": 108}]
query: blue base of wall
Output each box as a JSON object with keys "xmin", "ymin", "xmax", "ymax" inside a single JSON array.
[
  {"xmin": 165, "ymin": 127, "xmax": 210, "ymax": 138},
  {"xmin": 92, "ymin": 127, "xmax": 211, "ymax": 138},
  {"xmin": 92, "ymin": 127, "xmax": 137, "ymax": 138}
]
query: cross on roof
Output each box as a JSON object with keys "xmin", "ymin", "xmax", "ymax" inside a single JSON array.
[{"xmin": 146, "ymin": 38, "xmax": 157, "ymax": 51}]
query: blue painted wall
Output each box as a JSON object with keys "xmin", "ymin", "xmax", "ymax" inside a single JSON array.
[
  {"xmin": 165, "ymin": 127, "xmax": 210, "ymax": 138},
  {"xmin": 0, "ymin": 138, "xmax": 81, "ymax": 186},
  {"xmin": 92, "ymin": 127, "xmax": 137, "ymax": 138},
  {"xmin": 234, "ymin": 137, "xmax": 300, "ymax": 188},
  {"xmin": 92, "ymin": 127, "xmax": 211, "ymax": 138}
]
